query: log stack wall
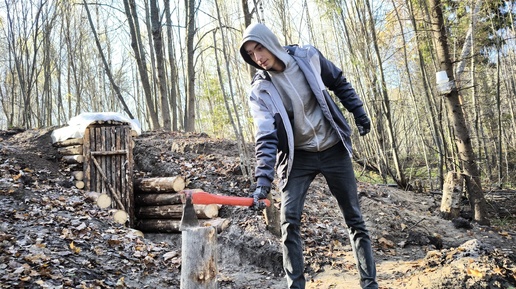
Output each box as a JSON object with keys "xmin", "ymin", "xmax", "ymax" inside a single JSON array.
[
  {"xmin": 54, "ymin": 137, "xmax": 85, "ymax": 189},
  {"xmin": 133, "ymin": 177, "xmax": 228, "ymax": 233}
]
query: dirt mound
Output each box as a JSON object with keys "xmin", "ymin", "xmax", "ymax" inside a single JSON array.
[{"xmin": 0, "ymin": 129, "xmax": 514, "ymax": 288}]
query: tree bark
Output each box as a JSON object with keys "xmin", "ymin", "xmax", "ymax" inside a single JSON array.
[
  {"xmin": 181, "ymin": 226, "xmax": 218, "ymax": 289},
  {"xmin": 429, "ymin": 0, "xmax": 489, "ymax": 225},
  {"xmin": 149, "ymin": 0, "xmax": 171, "ymax": 130},
  {"xmin": 184, "ymin": 0, "xmax": 197, "ymax": 132},
  {"xmin": 440, "ymin": 171, "xmax": 462, "ymax": 219},
  {"xmin": 164, "ymin": 0, "xmax": 179, "ymax": 131},
  {"xmin": 241, "ymin": 0, "xmax": 256, "ymax": 79}
]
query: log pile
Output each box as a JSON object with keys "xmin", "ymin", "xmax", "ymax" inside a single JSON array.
[
  {"xmin": 54, "ymin": 137, "xmax": 86, "ymax": 189},
  {"xmin": 133, "ymin": 176, "xmax": 229, "ymax": 234}
]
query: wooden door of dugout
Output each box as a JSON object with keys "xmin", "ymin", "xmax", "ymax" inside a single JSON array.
[{"xmin": 83, "ymin": 122, "xmax": 134, "ymax": 227}]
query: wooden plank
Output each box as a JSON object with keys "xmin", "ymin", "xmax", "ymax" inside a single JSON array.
[
  {"xmin": 113, "ymin": 126, "xmax": 123, "ymax": 222},
  {"xmin": 91, "ymin": 156, "xmax": 125, "ymax": 210},
  {"xmin": 83, "ymin": 123, "xmax": 134, "ymax": 227},
  {"xmin": 83, "ymin": 128, "xmax": 91, "ymax": 191},
  {"xmin": 100, "ymin": 126, "xmax": 106, "ymax": 195},
  {"xmin": 125, "ymin": 125, "xmax": 134, "ymax": 227}
]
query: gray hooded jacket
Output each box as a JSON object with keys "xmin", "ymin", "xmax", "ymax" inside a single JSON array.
[{"xmin": 240, "ymin": 23, "xmax": 366, "ymax": 189}]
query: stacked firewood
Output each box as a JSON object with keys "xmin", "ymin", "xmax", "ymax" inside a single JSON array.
[
  {"xmin": 54, "ymin": 137, "xmax": 86, "ymax": 189},
  {"xmin": 133, "ymin": 176, "xmax": 230, "ymax": 233}
]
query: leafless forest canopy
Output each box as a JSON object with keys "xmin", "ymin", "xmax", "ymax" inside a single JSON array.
[{"xmin": 1, "ymin": 0, "xmax": 515, "ymax": 192}]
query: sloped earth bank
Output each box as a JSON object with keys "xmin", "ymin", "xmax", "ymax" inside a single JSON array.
[{"xmin": 0, "ymin": 128, "xmax": 514, "ymax": 289}]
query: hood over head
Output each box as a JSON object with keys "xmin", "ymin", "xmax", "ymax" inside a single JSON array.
[{"xmin": 239, "ymin": 23, "xmax": 291, "ymax": 70}]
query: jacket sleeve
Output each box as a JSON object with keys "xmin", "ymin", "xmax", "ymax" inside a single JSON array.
[
  {"xmin": 249, "ymin": 90, "xmax": 277, "ymax": 187},
  {"xmin": 315, "ymin": 47, "xmax": 366, "ymax": 118}
]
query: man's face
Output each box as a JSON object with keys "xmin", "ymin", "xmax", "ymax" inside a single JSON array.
[{"xmin": 244, "ymin": 41, "xmax": 284, "ymax": 71}]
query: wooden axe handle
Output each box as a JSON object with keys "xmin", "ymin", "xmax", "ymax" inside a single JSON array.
[{"xmin": 190, "ymin": 191, "xmax": 271, "ymax": 207}]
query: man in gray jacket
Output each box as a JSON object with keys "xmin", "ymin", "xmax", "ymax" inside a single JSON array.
[{"xmin": 240, "ymin": 23, "xmax": 378, "ymax": 289}]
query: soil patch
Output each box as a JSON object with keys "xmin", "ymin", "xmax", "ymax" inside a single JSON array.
[{"xmin": 0, "ymin": 129, "xmax": 514, "ymax": 288}]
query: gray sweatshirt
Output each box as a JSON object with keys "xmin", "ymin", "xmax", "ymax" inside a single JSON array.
[
  {"xmin": 240, "ymin": 23, "xmax": 366, "ymax": 188},
  {"xmin": 269, "ymin": 54, "xmax": 339, "ymax": 151}
]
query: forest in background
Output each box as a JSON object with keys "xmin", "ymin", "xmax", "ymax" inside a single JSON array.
[{"xmin": 0, "ymin": 0, "xmax": 515, "ymax": 217}]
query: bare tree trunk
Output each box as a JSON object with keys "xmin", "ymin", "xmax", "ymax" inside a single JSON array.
[
  {"xmin": 429, "ymin": 0, "xmax": 489, "ymax": 225},
  {"xmin": 392, "ymin": 0, "xmax": 433, "ymax": 188},
  {"xmin": 336, "ymin": 3, "xmax": 387, "ymax": 183},
  {"xmin": 82, "ymin": 0, "xmax": 134, "ymax": 119},
  {"xmin": 184, "ymin": 0, "xmax": 197, "ymax": 132},
  {"xmin": 241, "ymin": 0, "xmax": 256, "ymax": 79},
  {"xmin": 165, "ymin": 0, "xmax": 179, "ymax": 131},
  {"xmin": 122, "ymin": 0, "xmax": 160, "ymax": 129},
  {"xmin": 213, "ymin": 0, "xmax": 253, "ymax": 181},
  {"xmin": 365, "ymin": 0, "xmax": 407, "ymax": 188},
  {"xmin": 407, "ymin": 1, "xmax": 439, "ymax": 187},
  {"xmin": 150, "ymin": 0, "xmax": 171, "ymax": 130},
  {"xmin": 5, "ymin": 0, "xmax": 47, "ymax": 128}
]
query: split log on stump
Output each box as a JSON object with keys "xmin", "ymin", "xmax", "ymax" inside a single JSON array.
[
  {"xmin": 85, "ymin": 191, "xmax": 112, "ymax": 209},
  {"xmin": 264, "ymin": 193, "xmax": 281, "ymax": 237},
  {"xmin": 54, "ymin": 138, "xmax": 83, "ymax": 147},
  {"xmin": 135, "ymin": 193, "xmax": 184, "ymax": 206},
  {"xmin": 62, "ymin": 155, "xmax": 84, "ymax": 164},
  {"xmin": 134, "ymin": 176, "xmax": 186, "ymax": 193},
  {"xmin": 135, "ymin": 218, "xmax": 229, "ymax": 234},
  {"xmin": 57, "ymin": 145, "xmax": 83, "ymax": 156},
  {"xmin": 440, "ymin": 171, "xmax": 463, "ymax": 219},
  {"xmin": 181, "ymin": 226, "xmax": 218, "ymax": 289},
  {"xmin": 201, "ymin": 217, "xmax": 230, "ymax": 233},
  {"xmin": 136, "ymin": 204, "xmax": 219, "ymax": 219},
  {"xmin": 71, "ymin": 171, "xmax": 84, "ymax": 181}
]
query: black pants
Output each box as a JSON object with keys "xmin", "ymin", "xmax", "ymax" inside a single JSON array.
[{"xmin": 281, "ymin": 143, "xmax": 378, "ymax": 289}]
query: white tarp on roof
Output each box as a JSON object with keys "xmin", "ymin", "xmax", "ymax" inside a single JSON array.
[{"xmin": 51, "ymin": 112, "xmax": 142, "ymax": 143}]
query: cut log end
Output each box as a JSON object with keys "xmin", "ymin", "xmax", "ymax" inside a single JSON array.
[
  {"xmin": 113, "ymin": 210, "xmax": 128, "ymax": 224},
  {"xmin": 75, "ymin": 180, "xmax": 85, "ymax": 189},
  {"xmin": 71, "ymin": 171, "xmax": 84, "ymax": 181},
  {"xmin": 97, "ymin": 193, "xmax": 112, "ymax": 209}
]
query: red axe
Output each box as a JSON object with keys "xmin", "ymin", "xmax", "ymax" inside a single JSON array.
[{"xmin": 179, "ymin": 189, "xmax": 271, "ymax": 230}]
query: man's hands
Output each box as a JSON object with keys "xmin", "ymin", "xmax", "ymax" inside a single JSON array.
[
  {"xmin": 250, "ymin": 186, "xmax": 270, "ymax": 210},
  {"xmin": 355, "ymin": 114, "xmax": 371, "ymax": 136}
]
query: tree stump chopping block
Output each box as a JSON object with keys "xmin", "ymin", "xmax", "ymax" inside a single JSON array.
[{"xmin": 180, "ymin": 226, "xmax": 218, "ymax": 289}]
